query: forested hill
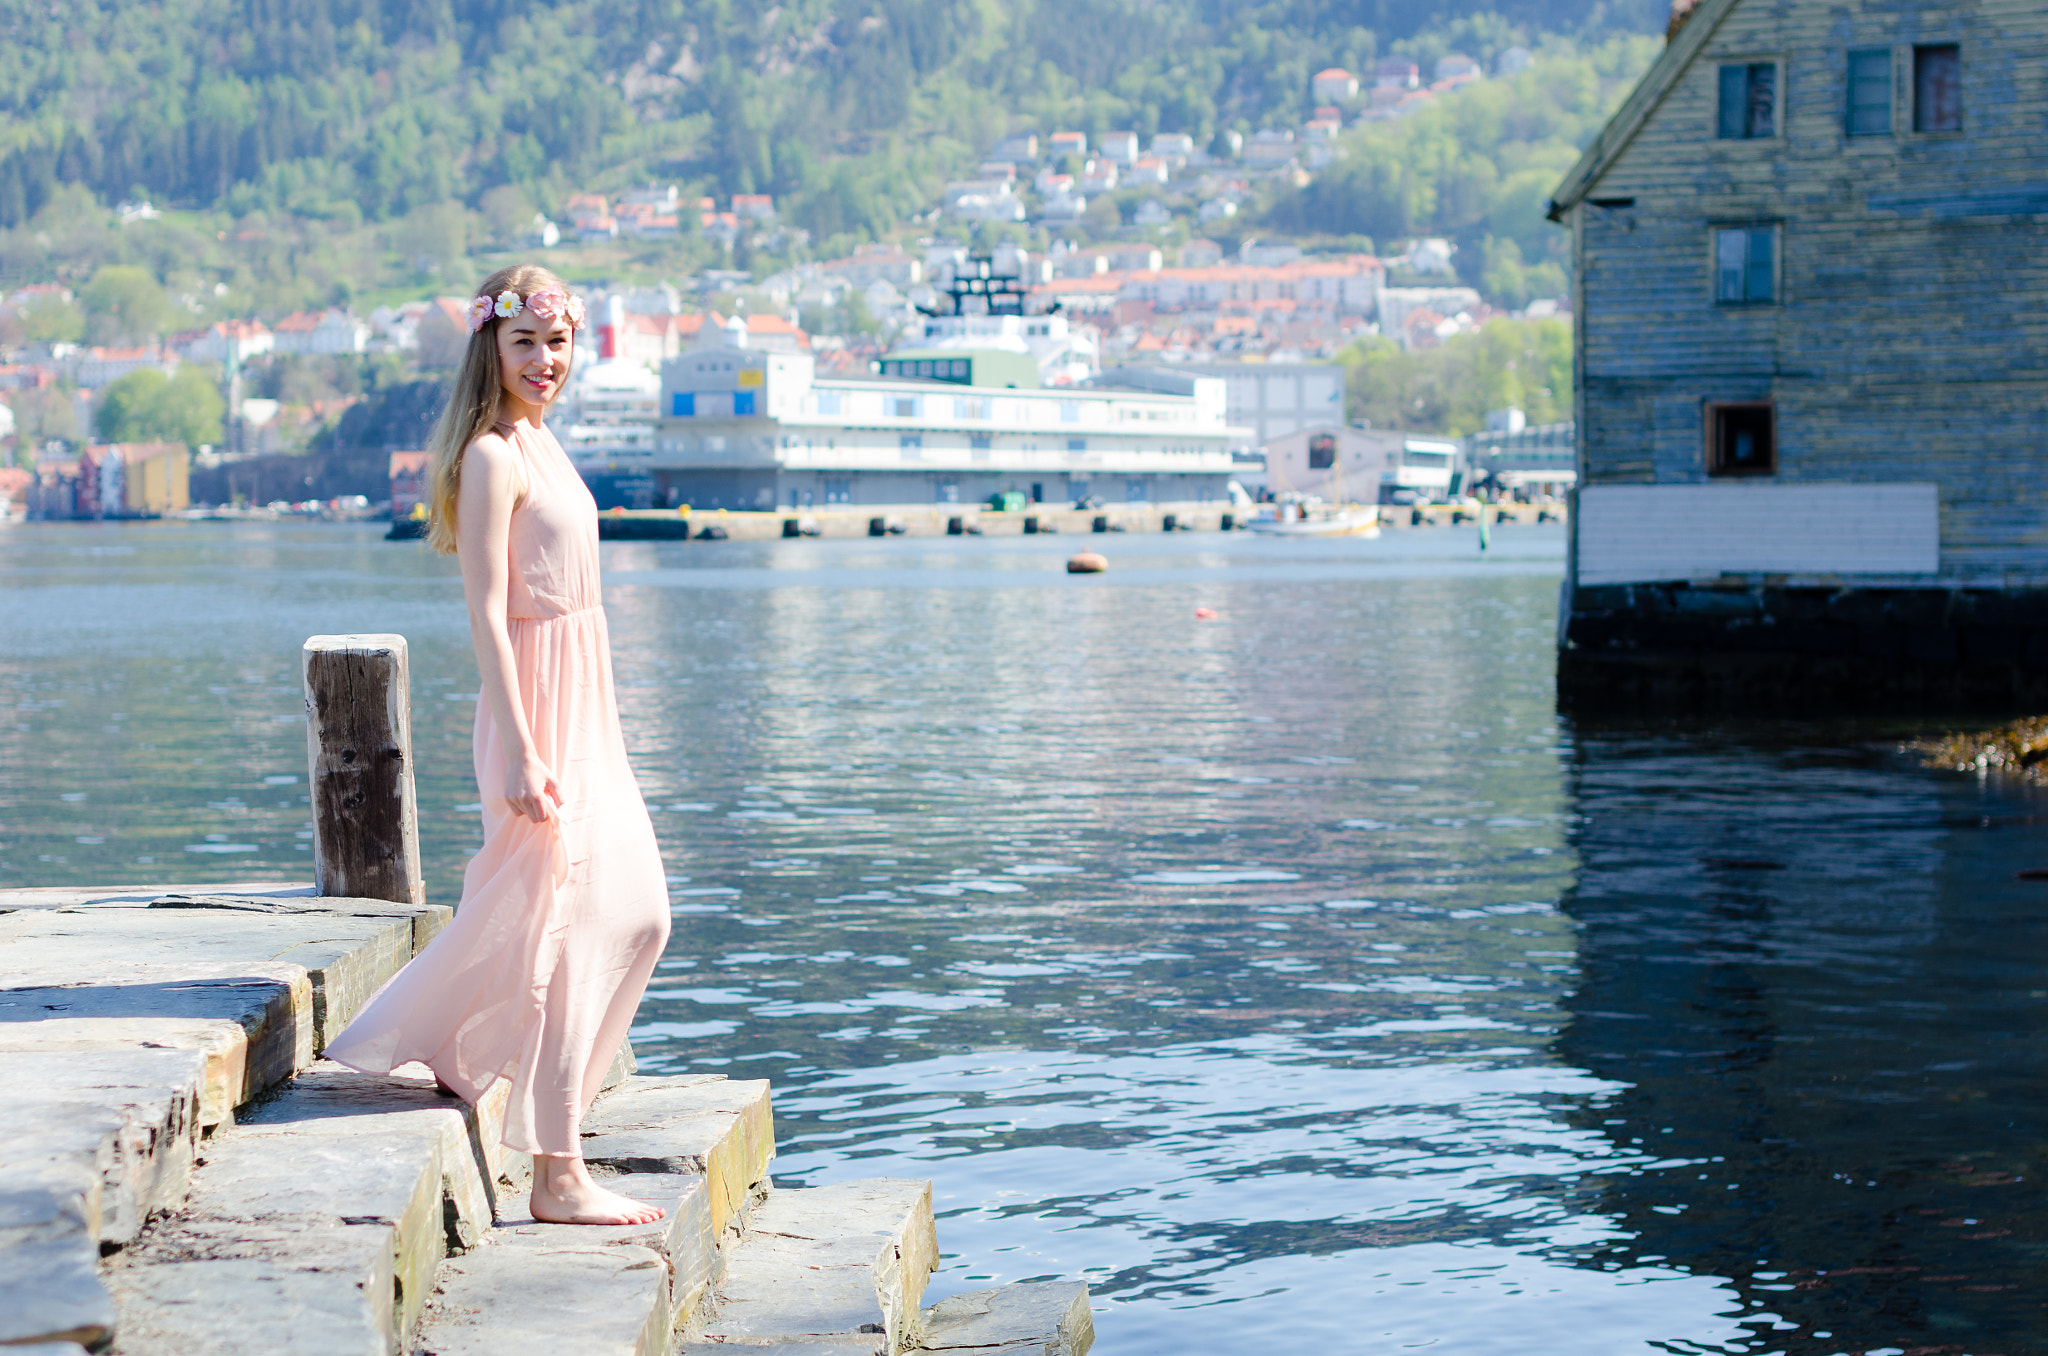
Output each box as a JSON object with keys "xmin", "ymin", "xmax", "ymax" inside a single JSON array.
[{"xmin": 0, "ymin": 0, "xmax": 1659, "ymax": 238}]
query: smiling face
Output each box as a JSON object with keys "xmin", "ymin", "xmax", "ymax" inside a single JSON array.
[{"xmin": 494, "ymin": 308, "xmax": 574, "ymax": 414}]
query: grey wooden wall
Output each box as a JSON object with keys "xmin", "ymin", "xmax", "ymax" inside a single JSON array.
[{"xmin": 1566, "ymin": 0, "xmax": 2048, "ymax": 584}]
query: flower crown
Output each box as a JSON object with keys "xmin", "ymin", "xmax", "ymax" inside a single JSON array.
[{"xmin": 464, "ymin": 285, "xmax": 586, "ymax": 334}]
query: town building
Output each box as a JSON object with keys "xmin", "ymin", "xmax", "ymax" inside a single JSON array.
[
  {"xmin": 1548, "ymin": 0, "xmax": 2048, "ymax": 705},
  {"xmin": 70, "ymin": 345, "xmax": 175, "ymax": 388},
  {"xmin": 28, "ymin": 442, "xmax": 189, "ymax": 518},
  {"xmin": 1260, "ymin": 424, "xmax": 1459, "ymax": 502},
  {"xmin": 1464, "ymin": 410, "xmax": 1576, "ymax": 499},
  {"xmin": 271, "ymin": 308, "xmax": 367, "ymax": 356},
  {"xmin": 1170, "ymin": 362, "xmax": 1346, "ymax": 449},
  {"xmin": 1312, "ymin": 68, "xmax": 1360, "ymax": 103},
  {"xmin": 181, "ymin": 320, "xmax": 273, "ymax": 365}
]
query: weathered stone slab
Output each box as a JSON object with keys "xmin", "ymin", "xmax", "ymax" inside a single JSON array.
[
  {"xmin": 417, "ymin": 1233, "xmax": 672, "ymax": 1356},
  {"xmin": 104, "ymin": 1226, "xmax": 394, "ymax": 1356},
  {"xmin": 916, "ymin": 1282, "xmax": 1094, "ymax": 1356},
  {"xmin": 0, "ymin": 1176, "xmax": 114, "ymax": 1348},
  {"xmin": 580, "ymin": 1077, "xmax": 773, "ymax": 1236},
  {"xmin": 681, "ymin": 1343, "xmax": 882, "ymax": 1355},
  {"xmin": 0, "ymin": 883, "xmax": 315, "ymax": 913},
  {"xmin": 0, "ymin": 1049, "xmax": 206, "ymax": 1246},
  {"xmin": 698, "ymin": 1179, "xmax": 938, "ymax": 1355},
  {"xmin": 0, "ymin": 901, "xmax": 432, "ymax": 1124}
]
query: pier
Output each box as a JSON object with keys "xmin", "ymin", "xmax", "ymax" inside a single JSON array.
[{"xmin": 1, "ymin": 636, "xmax": 1093, "ymax": 1356}]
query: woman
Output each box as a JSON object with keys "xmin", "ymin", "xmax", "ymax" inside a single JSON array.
[{"xmin": 327, "ymin": 264, "xmax": 671, "ymax": 1227}]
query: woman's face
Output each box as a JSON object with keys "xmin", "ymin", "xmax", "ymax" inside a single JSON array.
[{"xmin": 495, "ymin": 309, "xmax": 574, "ymax": 410}]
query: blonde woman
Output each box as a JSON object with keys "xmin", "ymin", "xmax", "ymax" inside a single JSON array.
[{"xmin": 328, "ymin": 264, "xmax": 670, "ymax": 1226}]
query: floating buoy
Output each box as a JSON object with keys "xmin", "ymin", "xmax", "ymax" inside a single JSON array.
[
  {"xmin": 1195, "ymin": 607, "xmax": 1217, "ymax": 620},
  {"xmin": 1066, "ymin": 551, "xmax": 1108, "ymax": 574}
]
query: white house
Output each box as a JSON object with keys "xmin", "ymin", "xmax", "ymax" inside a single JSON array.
[{"xmin": 271, "ymin": 308, "xmax": 367, "ymax": 356}]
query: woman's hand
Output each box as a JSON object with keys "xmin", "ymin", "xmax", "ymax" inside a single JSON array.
[{"xmin": 505, "ymin": 752, "xmax": 563, "ymax": 823}]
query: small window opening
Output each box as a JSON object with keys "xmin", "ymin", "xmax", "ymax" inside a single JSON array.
[
  {"xmin": 1714, "ymin": 227, "xmax": 1776, "ymax": 304},
  {"xmin": 1913, "ymin": 44, "xmax": 1961, "ymax": 132},
  {"xmin": 1708, "ymin": 403, "xmax": 1775, "ymax": 476},
  {"xmin": 1307, "ymin": 433, "xmax": 1337, "ymax": 470},
  {"xmin": 1846, "ymin": 49, "xmax": 1892, "ymax": 136},
  {"xmin": 1717, "ymin": 63, "xmax": 1777, "ymax": 139}
]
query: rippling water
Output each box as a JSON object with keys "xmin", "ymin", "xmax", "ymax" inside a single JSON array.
[{"xmin": 4, "ymin": 521, "xmax": 2043, "ymax": 1355}]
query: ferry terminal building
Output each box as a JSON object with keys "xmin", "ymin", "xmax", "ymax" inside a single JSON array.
[{"xmin": 574, "ymin": 339, "xmax": 1242, "ymax": 512}]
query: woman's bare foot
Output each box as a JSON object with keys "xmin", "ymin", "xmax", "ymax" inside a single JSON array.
[{"xmin": 530, "ymin": 1153, "xmax": 666, "ymax": 1226}]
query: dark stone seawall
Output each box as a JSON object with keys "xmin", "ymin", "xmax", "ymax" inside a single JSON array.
[{"xmin": 1559, "ymin": 583, "xmax": 2048, "ymax": 711}]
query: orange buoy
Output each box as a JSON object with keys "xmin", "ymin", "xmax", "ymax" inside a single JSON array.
[{"xmin": 1066, "ymin": 551, "xmax": 1108, "ymax": 574}]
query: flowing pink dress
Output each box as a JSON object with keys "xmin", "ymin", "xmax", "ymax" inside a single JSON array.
[{"xmin": 327, "ymin": 418, "xmax": 670, "ymax": 1156}]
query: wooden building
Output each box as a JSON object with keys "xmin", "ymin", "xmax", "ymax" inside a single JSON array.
[{"xmin": 1549, "ymin": 0, "xmax": 2048, "ymax": 706}]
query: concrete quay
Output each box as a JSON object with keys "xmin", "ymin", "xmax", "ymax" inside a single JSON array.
[
  {"xmin": 575, "ymin": 500, "xmax": 1564, "ymax": 542},
  {"xmin": 0, "ymin": 883, "xmax": 1093, "ymax": 1356}
]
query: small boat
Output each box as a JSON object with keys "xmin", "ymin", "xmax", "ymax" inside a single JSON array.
[{"xmin": 1243, "ymin": 499, "xmax": 1382, "ymax": 537}]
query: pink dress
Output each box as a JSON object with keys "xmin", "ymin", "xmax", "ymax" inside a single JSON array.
[{"xmin": 327, "ymin": 418, "xmax": 670, "ymax": 1156}]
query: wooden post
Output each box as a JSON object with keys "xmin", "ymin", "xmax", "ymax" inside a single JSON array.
[{"xmin": 303, "ymin": 634, "xmax": 423, "ymax": 905}]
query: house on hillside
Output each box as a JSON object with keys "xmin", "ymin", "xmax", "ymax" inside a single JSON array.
[
  {"xmin": 1312, "ymin": 68, "xmax": 1359, "ymax": 103},
  {"xmin": 1548, "ymin": 0, "xmax": 2048, "ymax": 706},
  {"xmin": 272, "ymin": 309, "xmax": 366, "ymax": 356}
]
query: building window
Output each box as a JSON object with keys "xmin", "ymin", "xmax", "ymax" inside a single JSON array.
[
  {"xmin": 900, "ymin": 434, "xmax": 922, "ymax": 454},
  {"xmin": 892, "ymin": 396, "xmax": 920, "ymax": 418},
  {"xmin": 1913, "ymin": 44, "xmax": 1961, "ymax": 132},
  {"xmin": 1707, "ymin": 402, "xmax": 1775, "ymax": 476},
  {"xmin": 1846, "ymin": 49, "xmax": 1892, "ymax": 136},
  {"xmin": 969, "ymin": 434, "xmax": 992, "ymax": 451},
  {"xmin": 1059, "ymin": 400, "xmax": 1080, "ymax": 423},
  {"xmin": 956, "ymin": 397, "xmax": 988, "ymax": 419},
  {"xmin": 1717, "ymin": 62, "xmax": 1777, "ymax": 139},
  {"xmin": 1067, "ymin": 437, "xmax": 1087, "ymax": 453},
  {"xmin": 816, "ymin": 391, "xmax": 842, "ymax": 415},
  {"xmin": 824, "ymin": 479, "xmax": 851, "ymax": 504},
  {"xmin": 1714, "ymin": 226, "xmax": 1776, "ymax": 304},
  {"xmin": 1308, "ymin": 432, "xmax": 1337, "ymax": 470}
]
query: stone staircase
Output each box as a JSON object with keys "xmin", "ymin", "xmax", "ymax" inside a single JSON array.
[{"xmin": 0, "ymin": 887, "xmax": 1093, "ymax": 1356}]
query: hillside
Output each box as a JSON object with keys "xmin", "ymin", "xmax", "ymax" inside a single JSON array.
[{"xmin": 0, "ymin": 0, "xmax": 1659, "ymax": 250}]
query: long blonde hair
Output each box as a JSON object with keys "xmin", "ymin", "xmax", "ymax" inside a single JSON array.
[{"xmin": 425, "ymin": 263, "xmax": 575, "ymax": 555}]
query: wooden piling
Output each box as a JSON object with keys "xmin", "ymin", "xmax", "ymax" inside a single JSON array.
[{"xmin": 303, "ymin": 634, "xmax": 423, "ymax": 906}]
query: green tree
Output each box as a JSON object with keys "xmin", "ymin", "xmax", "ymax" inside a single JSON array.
[
  {"xmin": 9, "ymin": 384, "xmax": 80, "ymax": 456},
  {"xmin": 13, "ymin": 294, "xmax": 87, "ymax": 343},
  {"xmin": 94, "ymin": 367, "xmax": 225, "ymax": 446},
  {"xmin": 1339, "ymin": 316, "xmax": 1571, "ymax": 435},
  {"xmin": 80, "ymin": 266, "xmax": 175, "ymax": 344}
]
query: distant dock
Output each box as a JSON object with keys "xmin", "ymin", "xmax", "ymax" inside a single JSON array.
[{"xmin": 386, "ymin": 501, "xmax": 1566, "ymax": 542}]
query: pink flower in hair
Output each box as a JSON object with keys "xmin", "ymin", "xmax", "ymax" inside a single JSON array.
[
  {"xmin": 565, "ymin": 295, "xmax": 586, "ymax": 329},
  {"xmin": 463, "ymin": 295, "xmax": 494, "ymax": 333},
  {"xmin": 524, "ymin": 286, "xmax": 568, "ymax": 323}
]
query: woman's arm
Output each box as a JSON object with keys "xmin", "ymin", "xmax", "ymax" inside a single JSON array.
[{"xmin": 455, "ymin": 436, "xmax": 560, "ymax": 823}]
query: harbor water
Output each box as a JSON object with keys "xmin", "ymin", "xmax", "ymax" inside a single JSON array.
[{"xmin": 3, "ymin": 520, "xmax": 2043, "ymax": 1355}]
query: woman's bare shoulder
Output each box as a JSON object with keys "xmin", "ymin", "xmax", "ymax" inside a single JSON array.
[{"xmin": 463, "ymin": 429, "xmax": 521, "ymax": 479}]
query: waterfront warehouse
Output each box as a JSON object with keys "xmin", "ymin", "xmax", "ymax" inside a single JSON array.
[
  {"xmin": 1548, "ymin": 0, "xmax": 2048, "ymax": 706},
  {"xmin": 625, "ymin": 324, "xmax": 1242, "ymax": 512}
]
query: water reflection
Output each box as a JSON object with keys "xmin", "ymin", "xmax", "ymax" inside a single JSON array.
[
  {"xmin": 1559, "ymin": 723, "xmax": 2048, "ymax": 1356},
  {"xmin": 5, "ymin": 523, "xmax": 2041, "ymax": 1352}
]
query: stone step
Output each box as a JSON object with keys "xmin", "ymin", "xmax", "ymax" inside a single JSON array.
[
  {"xmin": 414, "ymin": 1075, "xmax": 776, "ymax": 1356},
  {"xmin": 102, "ymin": 1063, "xmax": 515, "ymax": 1356},
  {"xmin": 684, "ymin": 1177, "xmax": 940, "ymax": 1355},
  {"xmin": 0, "ymin": 890, "xmax": 447, "ymax": 1350},
  {"xmin": 912, "ymin": 1282, "xmax": 1094, "ymax": 1356}
]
